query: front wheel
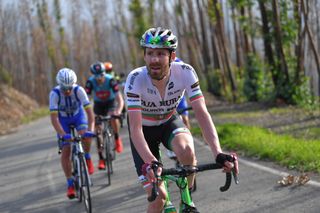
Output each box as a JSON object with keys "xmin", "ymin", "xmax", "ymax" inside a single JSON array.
[
  {"xmin": 80, "ymin": 155, "xmax": 92, "ymax": 213},
  {"xmin": 104, "ymin": 134, "xmax": 113, "ymax": 186},
  {"xmin": 72, "ymin": 156, "xmax": 82, "ymax": 202}
]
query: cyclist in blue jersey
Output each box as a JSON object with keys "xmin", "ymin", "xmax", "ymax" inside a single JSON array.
[
  {"xmin": 49, "ymin": 68, "xmax": 95, "ymax": 199},
  {"xmin": 85, "ymin": 62, "xmax": 124, "ymax": 170}
]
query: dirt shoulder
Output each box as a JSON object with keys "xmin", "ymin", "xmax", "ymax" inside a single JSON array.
[{"xmin": 0, "ymin": 85, "xmax": 39, "ymax": 135}]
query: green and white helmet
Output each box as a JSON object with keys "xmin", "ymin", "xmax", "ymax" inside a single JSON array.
[{"xmin": 140, "ymin": 27, "xmax": 178, "ymax": 51}]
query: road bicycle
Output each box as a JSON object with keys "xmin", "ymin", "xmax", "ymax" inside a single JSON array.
[
  {"xmin": 58, "ymin": 126, "xmax": 93, "ymax": 213},
  {"xmin": 95, "ymin": 114, "xmax": 123, "ymax": 186},
  {"xmin": 148, "ymin": 161, "xmax": 239, "ymax": 213}
]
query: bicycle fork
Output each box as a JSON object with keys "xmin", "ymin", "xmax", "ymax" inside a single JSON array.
[{"xmin": 163, "ymin": 176, "xmax": 193, "ymax": 213}]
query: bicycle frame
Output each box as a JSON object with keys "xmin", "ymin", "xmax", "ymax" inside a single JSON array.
[{"xmin": 163, "ymin": 174, "xmax": 193, "ymax": 212}]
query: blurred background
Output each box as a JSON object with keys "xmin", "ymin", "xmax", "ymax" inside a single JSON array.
[{"xmin": 0, "ymin": 0, "xmax": 319, "ymax": 108}]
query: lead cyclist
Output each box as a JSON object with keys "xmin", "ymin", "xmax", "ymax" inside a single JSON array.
[{"xmin": 124, "ymin": 27, "xmax": 239, "ymax": 213}]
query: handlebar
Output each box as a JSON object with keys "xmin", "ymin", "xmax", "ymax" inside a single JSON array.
[
  {"xmin": 95, "ymin": 114, "xmax": 125, "ymax": 127},
  {"xmin": 95, "ymin": 114, "xmax": 123, "ymax": 122},
  {"xmin": 57, "ymin": 133, "xmax": 96, "ymax": 154},
  {"xmin": 147, "ymin": 163, "xmax": 238, "ymax": 202}
]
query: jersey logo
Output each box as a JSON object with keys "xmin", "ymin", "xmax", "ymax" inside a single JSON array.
[
  {"xmin": 168, "ymin": 82, "xmax": 174, "ymax": 90},
  {"xmin": 96, "ymin": 91, "xmax": 110, "ymax": 100},
  {"xmin": 126, "ymin": 92, "xmax": 139, "ymax": 98},
  {"xmin": 191, "ymin": 81, "xmax": 200, "ymax": 89},
  {"xmin": 147, "ymin": 88, "xmax": 157, "ymax": 95},
  {"xmin": 128, "ymin": 72, "xmax": 140, "ymax": 90},
  {"xmin": 181, "ymin": 64, "xmax": 192, "ymax": 70}
]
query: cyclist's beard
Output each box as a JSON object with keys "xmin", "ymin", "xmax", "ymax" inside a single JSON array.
[{"xmin": 147, "ymin": 64, "xmax": 169, "ymax": 81}]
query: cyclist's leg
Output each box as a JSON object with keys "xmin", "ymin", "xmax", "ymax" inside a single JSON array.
[
  {"xmin": 58, "ymin": 117, "xmax": 74, "ymax": 197},
  {"xmin": 94, "ymin": 102, "xmax": 106, "ymax": 161},
  {"xmin": 162, "ymin": 115, "xmax": 196, "ymax": 189},
  {"xmin": 108, "ymin": 100, "xmax": 123, "ymax": 153},
  {"xmin": 58, "ymin": 117, "xmax": 73, "ymax": 177},
  {"xmin": 128, "ymin": 121, "xmax": 166, "ymax": 212},
  {"xmin": 74, "ymin": 111, "xmax": 94, "ymax": 174}
]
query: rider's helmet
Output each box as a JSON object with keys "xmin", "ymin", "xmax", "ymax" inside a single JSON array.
[
  {"xmin": 90, "ymin": 62, "xmax": 105, "ymax": 75},
  {"xmin": 56, "ymin": 68, "xmax": 77, "ymax": 90},
  {"xmin": 140, "ymin": 27, "xmax": 178, "ymax": 51},
  {"xmin": 104, "ymin": 62, "xmax": 113, "ymax": 73}
]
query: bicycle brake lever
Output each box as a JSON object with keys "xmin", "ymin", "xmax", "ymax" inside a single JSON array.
[
  {"xmin": 232, "ymin": 169, "xmax": 239, "ymax": 184},
  {"xmin": 147, "ymin": 181, "xmax": 159, "ymax": 202}
]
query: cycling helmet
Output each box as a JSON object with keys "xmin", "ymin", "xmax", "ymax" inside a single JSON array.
[
  {"xmin": 56, "ymin": 68, "xmax": 77, "ymax": 88},
  {"xmin": 140, "ymin": 27, "xmax": 178, "ymax": 51},
  {"xmin": 90, "ymin": 62, "xmax": 105, "ymax": 75},
  {"xmin": 104, "ymin": 62, "xmax": 113, "ymax": 72}
]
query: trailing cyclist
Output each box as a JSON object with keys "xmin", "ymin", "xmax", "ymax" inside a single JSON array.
[
  {"xmin": 49, "ymin": 68, "xmax": 95, "ymax": 199},
  {"xmin": 124, "ymin": 27, "xmax": 239, "ymax": 212},
  {"xmin": 85, "ymin": 62, "xmax": 124, "ymax": 170},
  {"xmin": 104, "ymin": 61, "xmax": 127, "ymax": 120}
]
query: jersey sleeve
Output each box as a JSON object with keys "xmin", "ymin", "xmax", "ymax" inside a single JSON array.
[
  {"xmin": 76, "ymin": 86, "xmax": 91, "ymax": 108},
  {"xmin": 124, "ymin": 70, "xmax": 142, "ymax": 112},
  {"xmin": 85, "ymin": 79, "xmax": 93, "ymax": 95},
  {"xmin": 49, "ymin": 90, "xmax": 59, "ymax": 113},
  {"xmin": 181, "ymin": 63, "xmax": 204, "ymax": 103},
  {"xmin": 109, "ymin": 78, "xmax": 119, "ymax": 93}
]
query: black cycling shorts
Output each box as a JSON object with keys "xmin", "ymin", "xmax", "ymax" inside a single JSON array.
[
  {"xmin": 128, "ymin": 114, "xmax": 189, "ymax": 176},
  {"xmin": 93, "ymin": 100, "xmax": 116, "ymax": 116}
]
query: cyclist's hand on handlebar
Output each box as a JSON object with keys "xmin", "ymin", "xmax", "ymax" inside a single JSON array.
[
  {"xmin": 82, "ymin": 131, "xmax": 96, "ymax": 138},
  {"xmin": 141, "ymin": 161, "xmax": 163, "ymax": 182},
  {"xmin": 216, "ymin": 152, "xmax": 239, "ymax": 175},
  {"xmin": 111, "ymin": 109, "xmax": 122, "ymax": 116},
  {"xmin": 61, "ymin": 133, "xmax": 72, "ymax": 141}
]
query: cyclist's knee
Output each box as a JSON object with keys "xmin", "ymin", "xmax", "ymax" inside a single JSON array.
[{"xmin": 175, "ymin": 144, "xmax": 196, "ymax": 164}]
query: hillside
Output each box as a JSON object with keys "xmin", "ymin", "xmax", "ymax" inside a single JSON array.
[{"xmin": 0, "ymin": 85, "xmax": 39, "ymax": 135}]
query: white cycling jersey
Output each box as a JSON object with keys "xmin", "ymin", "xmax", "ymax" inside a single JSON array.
[
  {"xmin": 124, "ymin": 61, "xmax": 203, "ymax": 126},
  {"xmin": 49, "ymin": 85, "xmax": 91, "ymax": 117}
]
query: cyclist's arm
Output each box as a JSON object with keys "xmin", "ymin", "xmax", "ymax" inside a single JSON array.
[
  {"xmin": 50, "ymin": 112, "xmax": 66, "ymax": 136},
  {"xmin": 114, "ymin": 92, "xmax": 124, "ymax": 115},
  {"xmin": 128, "ymin": 111, "xmax": 157, "ymax": 164},
  {"xmin": 85, "ymin": 79, "xmax": 93, "ymax": 95},
  {"xmin": 84, "ymin": 105, "xmax": 95, "ymax": 132},
  {"xmin": 190, "ymin": 98, "xmax": 222, "ymax": 157},
  {"xmin": 77, "ymin": 86, "xmax": 95, "ymax": 132}
]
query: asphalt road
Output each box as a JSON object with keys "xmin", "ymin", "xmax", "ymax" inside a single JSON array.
[{"xmin": 1, "ymin": 116, "xmax": 320, "ymax": 213}]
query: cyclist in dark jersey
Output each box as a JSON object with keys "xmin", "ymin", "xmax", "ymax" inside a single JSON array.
[{"xmin": 85, "ymin": 62, "xmax": 124, "ymax": 170}]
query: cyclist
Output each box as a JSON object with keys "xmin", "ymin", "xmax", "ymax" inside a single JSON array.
[
  {"xmin": 49, "ymin": 68, "xmax": 95, "ymax": 199},
  {"xmin": 124, "ymin": 27, "xmax": 239, "ymax": 212},
  {"xmin": 105, "ymin": 61, "xmax": 127, "ymax": 124},
  {"xmin": 85, "ymin": 62, "xmax": 124, "ymax": 170},
  {"xmin": 104, "ymin": 61, "xmax": 120, "ymax": 82}
]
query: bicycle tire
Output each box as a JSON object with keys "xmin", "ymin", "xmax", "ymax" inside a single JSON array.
[
  {"xmin": 104, "ymin": 133, "xmax": 112, "ymax": 185},
  {"xmin": 80, "ymin": 155, "xmax": 92, "ymax": 213},
  {"xmin": 73, "ymin": 155, "xmax": 82, "ymax": 202}
]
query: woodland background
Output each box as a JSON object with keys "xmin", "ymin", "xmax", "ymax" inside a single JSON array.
[{"xmin": 0, "ymin": 0, "xmax": 319, "ymax": 108}]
